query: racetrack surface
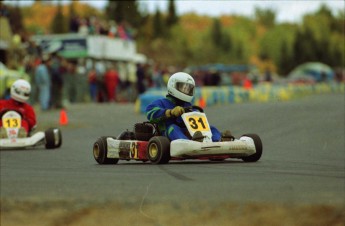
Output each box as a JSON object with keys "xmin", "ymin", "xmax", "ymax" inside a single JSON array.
[{"xmin": 1, "ymin": 93, "xmax": 344, "ymax": 226}]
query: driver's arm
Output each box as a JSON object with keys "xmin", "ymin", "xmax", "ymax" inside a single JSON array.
[{"xmin": 146, "ymin": 100, "xmax": 168, "ymax": 123}]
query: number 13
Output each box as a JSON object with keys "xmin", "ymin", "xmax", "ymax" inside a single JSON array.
[{"xmin": 6, "ymin": 119, "xmax": 19, "ymax": 128}]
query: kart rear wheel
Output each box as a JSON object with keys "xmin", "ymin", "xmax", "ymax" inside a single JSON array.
[
  {"xmin": 93, "ymin": 137, "xmax": 119, "ymax": 164},
  {"xmin": 241, "ymin": 134, "xmax": 262, "ymax": 162},
  {"xmin": 147, "ymin": 136, "xmax": 170, "ymax": 164},
  {"xmin": 45, "ymin": 128, "xmax": 62, "ymax": 149}
]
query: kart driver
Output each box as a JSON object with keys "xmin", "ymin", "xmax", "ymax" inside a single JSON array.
[
  {"xmin": 0, "ymin": 79, "xmax": 37, "ymax": 138},
  {"xmin": 145, "ymin": 72, "xmax": 233, "ymax": 142}
]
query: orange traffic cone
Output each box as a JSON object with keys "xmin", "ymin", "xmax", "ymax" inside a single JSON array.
[
  {"xmin": 59, "ymin": 109, "xmax": 68, "ymax": 126},
  {"xmin": 199, "ymin": 97, "xmax": 206, "ymax": 109},
  {"xmin": 243, "ymin": 78, "xmax": 253, "ymax": 90}
]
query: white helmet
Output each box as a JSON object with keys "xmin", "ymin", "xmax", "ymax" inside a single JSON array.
[
  {"xmin": 167, "ymin": 72, "xmax": 195, "ymax": 102},
  {"xmin": 10, "ymin": 79, "xmax": 31, "ymax": 103}
]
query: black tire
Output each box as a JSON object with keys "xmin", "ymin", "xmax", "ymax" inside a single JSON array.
[
  {"xmin": 93, "ymin": 137, "xmax": 119, "ymax": 164},
  {"xmin": 147, "ymin": 136, "xmax": 170, "ymax": 164},
  {"xmin": 45, "ymin": 128, "xmax": 62, "ymax": 149},
  {"xmin": 241, "ymin": 134, "xmax": 263, "ymax": 162}
]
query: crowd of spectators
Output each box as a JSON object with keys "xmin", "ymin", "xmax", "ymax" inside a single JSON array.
[
  {"xmin": 0, "ymin": 2, "xmax": 156, "ymax": 109},
  {"xmin": 69, "ymin": 15, "xmax": 135, "ymax": 40},
  {"xmin": 23, "ymin": 52, "xmax": 163, "ymax": 110}
]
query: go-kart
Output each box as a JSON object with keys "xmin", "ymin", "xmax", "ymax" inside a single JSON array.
[
  {"xmin": 93, "ymin": 106, "xmax": 262, "ymax": 164},
  {"xmin": 0, "ymin": 110, "xmax": 62, "ymax": 150}
]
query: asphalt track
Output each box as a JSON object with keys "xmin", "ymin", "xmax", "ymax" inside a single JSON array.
[{"xmin": 1, "ymin": 93, "xmax": 344, "ymax": 222}]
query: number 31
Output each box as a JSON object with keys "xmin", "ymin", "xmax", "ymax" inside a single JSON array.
[{"xmin": 188, "ymin": 117, "xmax": 206, "ymax": 130}]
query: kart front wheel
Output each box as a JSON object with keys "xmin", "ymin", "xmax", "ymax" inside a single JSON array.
[
  {"xmin": 93, "ymin": 137, "xmax": 119, "ymax": 164},
  {"xmin": 45, "ymin": 128, "xmax": 62, "ymax": 149},
  {"xmin": 147, "ymin": 136, "xmax": 170, "ymax": 164},
  {"xmin": 241, "ymin": 134, "xmax": 262, "ymax": 162}
]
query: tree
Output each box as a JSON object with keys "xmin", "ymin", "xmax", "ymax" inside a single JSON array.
[
  {"xmin": 68, "ymin": 0, "xmax": 77, "ymax": 19},
  {"xmin": 278, "ymin": 39, "xmax": 295, "ymax": 75},
  {"xmin": 292, "ymin": 4, "xmax": 339, "ymax": 66},
  {"xmin": 51, "ymin": 0, "xmax": 67, "ymax": 34},
  {"xmin": 166, "ymin": 0, "xmax": 178, "ymax": 27},
  {"xmin": 152, "ymin": 8, "xmax": 164, "ymax": 39},
  {"xmin": 6, "ymin": 3, "xmax": 24, "ymax": 34},
  {"xmin": 255, "ymin": 7, "xmax": 276, "ymax": 28},
  {"xmin": 105, "ymin": 0, "xmax": 142, "ymax": 27},
  {"xmin": 221, "ymin": 31, "xmax": 231, "ymax": 53},
  {"xmin": 210, "ymin": 18, "xmax": 232, "ymax": 62},
  {"xmin": 68, "ymin": 0, "xmax": 77, "ymax": 32},
  {"xmin": 211, "ymin": 18, "xmax": 223, "ymax": 48}
]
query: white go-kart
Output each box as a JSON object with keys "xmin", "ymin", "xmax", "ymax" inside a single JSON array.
[
  {"xmin": 93, "ymin": 106, "xmax": 262, "ymax": 164},
  {"xmin": 0, "ymin": 110, "xmax": 62, "ymax": 150}
]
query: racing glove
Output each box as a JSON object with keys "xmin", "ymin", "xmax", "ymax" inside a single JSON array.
[{"xmin": 165, "ymin": 106, "xmax": 185, "ymax": 118}]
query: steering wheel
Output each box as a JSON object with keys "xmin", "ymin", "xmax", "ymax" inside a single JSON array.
[{"xmin": 184, "ymin": 105, "xmax": 204, "ymax": 113}]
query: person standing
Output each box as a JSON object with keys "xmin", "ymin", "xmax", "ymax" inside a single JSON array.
[
  {"xmin": 35, "ymin": 55, "xmax": 51, "ymax": 111},
  {"xmin": 104, "ymin": 63, "xmax": 119, "ymax": 102},
  {"xmin": 95, "ymin": 60, "xmax": 107, "ymax": 102},
  {"xmin": 87, "ymin": 66, "xmax": 97, "ymax": 102},
  {"xmin": 136, "ymin": 63, "xmax": 146, "ymax": 95},
  {"xmin": 49, "ymin": 53, "xmax": 63, "ymax": 108}
]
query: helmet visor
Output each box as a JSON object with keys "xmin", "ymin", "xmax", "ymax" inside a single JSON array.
[
  {"xmin": 175, "ymin": 82, "xmax": 194, "ymax": 96},
  {"xmin": 14, "ymin": 87, "xmax": 30, "ymax": 97}
]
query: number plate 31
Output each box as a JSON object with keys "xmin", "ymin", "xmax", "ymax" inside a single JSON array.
[{"xmin": 182, "ymin": 112, "xmax": 212, "ymax": 139}]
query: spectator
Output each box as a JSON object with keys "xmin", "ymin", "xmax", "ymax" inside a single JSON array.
[
  {"xmin": 116, "ymin": 61, "xmax": 129, "ymax": 102},
  {"xmin": 49, "ymin": 53, "xmax": 63, "ymax": 108},
  {"xmin": 211, "ymin": 70, "xmax": 221, "ymax": 86},
  {"xmin": 136, "ymin": 63, "xmax": 147, "ymax": 95},
  {"xmin": 117, "ymin": 22, "xmax": 129, "ymax": 40},
  {"xmin": 27, "ymin": 40, "xmax": 40, "ymax": 57},
  {"xmin": 162, "ymin": 69, "xmax": 170, "ymax": 85},
  {"xmin": 63, "ymin": 61, "xmax": 78, "ymax": 104},
  {"xmin": 264, "ymin": 68, "xmax": 272, "ymax": 82},
  {"xmin": 78, "ymin": 19, "xmax": 89, "ymax": 35},
  {"xmin": 152, "ymin": 65, "xmax": 165, "ymax": 88},
  {"xmin": 108, "ymin": 20, "xmax": 118, "ymax": 38},
  {"xmin": 95, "ymin": 60, "xmax": 107, "ymax": 102},
  {"xmin": 69, "ymin": 16, "xmax": 80, "ymax": 33},
  {"xmin": 104, "ymin": 63, "xmax": 120, "ymax": 102},
  {"xmin": 23, "ymin": 56, "xmax": 38, "ymax": 104},
  {"xmin": 35, "ymin": 55, "xmax": 51, "ymax": 111},
  {"xmin": 126, "ymin": 62, "xmax": 138, "ymax": 102},
  {"xmin": 88, "ymin": 67, "xmax": 97, "ymax": 102}
]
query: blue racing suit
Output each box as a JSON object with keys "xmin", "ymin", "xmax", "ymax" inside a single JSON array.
[{"xmin": 145, "ymin": 96, "xmax": 221, "ymax": 141}]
